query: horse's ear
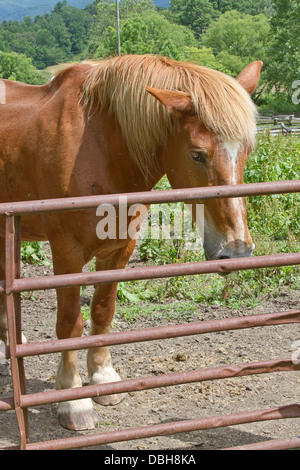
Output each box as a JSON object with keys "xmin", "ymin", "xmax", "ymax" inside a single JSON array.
[
  {"xmin": 146, "ymin": 86, "xmax": 195, "ymax": 116},
  {"xmin": 236, "ymin": 61, "xmax": 263, "ymax": 95}
]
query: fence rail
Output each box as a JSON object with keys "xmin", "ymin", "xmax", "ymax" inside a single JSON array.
[
  {"xmin": 0, "ymin": 179, "xmax": 300, "ymax": 450},
  {"xmin": 257, "ymin": 113, "xmax": 300, "ymax": 136}
]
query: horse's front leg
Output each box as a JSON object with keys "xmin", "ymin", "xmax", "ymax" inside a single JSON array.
[
  {"xmin": 87, "ymin": 239, "xmax": 136, "ymax": 406},
  {"xmin": 51, "ymin": 242, "xmax": 99, "ymax": 431}
]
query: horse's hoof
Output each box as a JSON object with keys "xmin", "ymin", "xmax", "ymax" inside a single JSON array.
[
  {"xmin": 58, "ymin": 398, "xmax": 100, "ymax": 431},
  {"xmin": 93, "ymin": 392, "xmax": 127, "ymax": 406}
]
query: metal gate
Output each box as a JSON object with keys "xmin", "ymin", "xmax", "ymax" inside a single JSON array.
[{"xmin": 0, "ymin": 180, "xmax": 300, "ymax": 450}]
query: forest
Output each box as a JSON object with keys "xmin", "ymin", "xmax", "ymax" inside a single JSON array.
[{"xmin": 0, "ymin": 0, "xmax": 299, "ymax": 111}]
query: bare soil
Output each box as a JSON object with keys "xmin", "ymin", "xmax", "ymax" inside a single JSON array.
[{"xmin": 0, "ymin": 245, "xmax": 299, "ymax": 450}]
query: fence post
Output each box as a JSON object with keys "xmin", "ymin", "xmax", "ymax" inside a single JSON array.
[{"xmin": 5, "ymin": 214, "xmax": 28, "ymax": 449}]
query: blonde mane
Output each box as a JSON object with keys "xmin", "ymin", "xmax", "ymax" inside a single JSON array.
[{"xmin": 82, "ymin": 55, "xmax": 257, "ymax": 176}]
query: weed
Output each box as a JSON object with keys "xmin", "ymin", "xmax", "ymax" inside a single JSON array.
[{"xmin": 21, "ymin": 242, "xmax": 49, "ymax": 266}]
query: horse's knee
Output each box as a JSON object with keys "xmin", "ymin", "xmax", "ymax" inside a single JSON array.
[{"xmin": 90, "ymin": 283, "xmax": 118, "ymax": 328}]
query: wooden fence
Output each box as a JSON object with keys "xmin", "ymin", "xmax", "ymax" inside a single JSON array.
[{"xmin": 257, "ymin": 112, "xmax": 300, "ymax": 136}]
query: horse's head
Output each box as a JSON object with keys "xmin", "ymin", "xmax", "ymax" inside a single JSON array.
[{"xmin": 147, "ymin": 61, "xmax": 262, "ymax": 261}]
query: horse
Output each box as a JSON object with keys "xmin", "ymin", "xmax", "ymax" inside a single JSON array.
[{"xmin": 0, "ymin": 54, "xmax": 262, "ymax": 431}]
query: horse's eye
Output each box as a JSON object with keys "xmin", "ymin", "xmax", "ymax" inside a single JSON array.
[{"xmin": 190, "ymin": 150, "xmax": 207, "ymax": 164}]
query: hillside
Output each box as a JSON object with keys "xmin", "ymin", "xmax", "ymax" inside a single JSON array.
[{"xmin": 0, "ymin": 1, "xmax": 170, "ymax": 22}]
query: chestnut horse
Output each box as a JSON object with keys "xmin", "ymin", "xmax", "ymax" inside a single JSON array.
[{"xmin": 0, "ymin": 55, "xmax": 262, "ymax": 430}]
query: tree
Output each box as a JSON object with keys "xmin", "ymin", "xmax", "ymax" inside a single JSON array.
[
  {"xmin": 60, "ymin": 6, "xmax": 93, "ymax": 54},
  {"xmin": 36, "ymin": 29, "xmax": 56, "ymax": 48},
  {"xmin": 267, "ymin": 0, "xmax": 300, "ymax": 96},
  {"xmin": 0, "ymin": 51, "xmax": 41, "ymax": 84},
  {"xmin": 179, "ymin": 46, "xmax": 231, "ymax": 73},
  {"xmin": 209, "ymin": 0, "xmax": 272, "ymax": 16},
  {"xmin": 89, "ymin": 1, "xmax": 196, "ymax": 59},
  {"xmin": 105, "ymin": 18, "xmax": 154, "ymax": 55},
  {"xmin": 229, "ymin": 0, "xmax": 273, "ymax": 16},
  {"xmin": 201, "ymin": 10, "xmax": 270, "ymax": 75},
  {"xmin": 53, "ymin": 0, "xmax": 68, "ymax": 14},
  {"xmin": 170, "ymin": 0, "xmax": 220, "ymax": 36}
]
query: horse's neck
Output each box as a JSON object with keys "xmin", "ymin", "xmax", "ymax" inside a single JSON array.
[{"xmin": 87, "ymin": 108, "xmax": 166, "ymax": 194}]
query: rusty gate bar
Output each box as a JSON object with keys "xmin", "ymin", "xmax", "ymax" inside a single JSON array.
[
  {"xmin": 224, "ymin": 436, "xmax": 300, "ymax": 451},
  {"xmin": 15, "ymin": 404, "xmax": 300, "ymax": 451},
  {"xmin": 16, "ymin": 358, "xmax": 300, "ymax": 409},
  {"xmin": 0, "ymin": 180, "xmax": 300, "ymax": 450},
  {"xmin": 3, "ymin": 252, "xmax": 300, "ymax": 295},
  {"xmin": 6, "ymin": 309, "xmax": 300, "ymax": 359},
  {"xmin": 0, "ymin": 180, "xmax": 299, "ymax": 217},
  {"xmin": 0, "ymin": 252, "xmax": 300, "ymax": 297}
]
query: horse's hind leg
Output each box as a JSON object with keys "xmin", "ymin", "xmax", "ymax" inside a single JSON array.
[
  {"xmin": 0, "ymin": 237, "xmax": 8, "ymax": 344},
  {"xmin": 87, "ymin": 239, "xmax": 136, "ymax": 406},
  {"xmin": 51, "ymin": 239, "xmax": 99, "ymax": 431}
]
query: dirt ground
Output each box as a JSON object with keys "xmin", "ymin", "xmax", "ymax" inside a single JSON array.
[{"xmin": 0, "ymin": 245, "xmax": 299, "ymax": 450}]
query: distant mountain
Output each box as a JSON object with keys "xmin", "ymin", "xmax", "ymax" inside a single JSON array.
[
  {"xmin": 0, "ymin": 1, "xmax": 170, "ymax": 22},
  {"xmin": 154, "ymin": 0, "xmax": 170, "ymax": 7}
]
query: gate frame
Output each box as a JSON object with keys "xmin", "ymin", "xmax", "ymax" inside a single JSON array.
[{"xmin": 0, "ymin": 180, "xmax": 300, "ymax": 450}]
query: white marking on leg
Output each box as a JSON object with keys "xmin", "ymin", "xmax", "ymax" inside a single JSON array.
[
  {"xmin": 90, "ymin": 358, "xmax": 122, "ymax": 386},
  {"xmin": 88, "ymin": 355, "xmax": 126, "ymax": 406},
  {"xmin": 58, "ymin": 397, "xmax": 95, "ymax": 417}
]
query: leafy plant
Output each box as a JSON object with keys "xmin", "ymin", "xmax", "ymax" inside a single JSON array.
[{"xmin": 21, "ymin": 241, "xmax": 49, "ymax": 265}]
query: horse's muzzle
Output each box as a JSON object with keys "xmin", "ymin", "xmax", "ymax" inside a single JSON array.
[{"xmin": 216, "ymin": 242, "xmax": 255, "ymax": 261}]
